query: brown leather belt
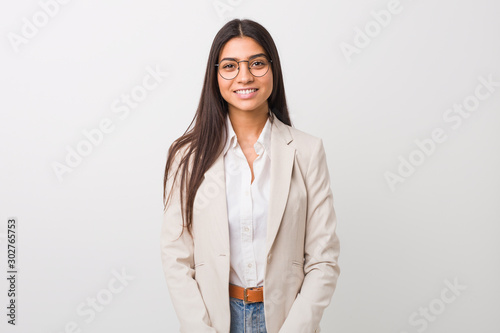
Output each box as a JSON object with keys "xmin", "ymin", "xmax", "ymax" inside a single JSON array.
[{"xmin": 229, "ymin": 284, "xmax": 263, "ymax": 303}]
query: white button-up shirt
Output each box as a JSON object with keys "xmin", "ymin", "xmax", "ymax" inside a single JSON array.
[{"xmin": 223, "ymin": 111, "xmax": 273, "ymax": 288}]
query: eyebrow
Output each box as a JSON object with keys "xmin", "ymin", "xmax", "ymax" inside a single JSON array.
[{"xmin": 219, "ymin": 53, "xmax": 268, "ymax": 62}]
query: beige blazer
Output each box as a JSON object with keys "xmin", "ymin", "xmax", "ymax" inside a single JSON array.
[{"xmin": 161, "ymin": 114, "xmax": 340, "ymax": 333}]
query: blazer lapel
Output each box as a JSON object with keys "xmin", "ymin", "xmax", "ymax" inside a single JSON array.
[
  {"xmin": 265, "ymin": 116, "xmax": 295, "ymax": 255},
  {"xmin": 201, "ymin": 150, "xmax": 230, "ymax": 255},
  {"xmin": 201, "ymin": 115, "xmax": 295, "ymax": 257}
]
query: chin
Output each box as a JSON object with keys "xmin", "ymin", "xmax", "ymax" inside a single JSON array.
[{"xmin": 229, "ymin": 100, "xmax": 268, "ymax": 112}]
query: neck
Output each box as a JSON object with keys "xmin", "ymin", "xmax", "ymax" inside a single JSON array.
[{"xmin": 228, "ymin": 104, "xmax": 269, "ymax": 142}]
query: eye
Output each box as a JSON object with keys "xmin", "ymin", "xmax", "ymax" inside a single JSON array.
[
  {"xmin": 221, "ymin": 61, "xmax": 238, "ymax": 71},
  {"xmin": 250, "ymin": 59, "xmax": 267, "ymax": 68}
]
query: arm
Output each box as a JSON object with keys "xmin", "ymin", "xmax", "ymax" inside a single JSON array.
[
  {"xmin": 160, "ymin": 151, "xmax": 217, "ymax": 333},
  {"xmin": 279, "ymin": 138, "xmax": 341, "ymax": 333}
]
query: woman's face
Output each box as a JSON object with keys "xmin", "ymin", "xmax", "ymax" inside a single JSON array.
[{"xmin": 217, "ymin": 36, "xmax": 273, "ymax": 115}]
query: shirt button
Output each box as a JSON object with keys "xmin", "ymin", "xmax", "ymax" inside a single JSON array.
[
  {"xmin": 244, "ymin": 226, "xmax": 250, "ymax": 232},
  {"xmin": 248, "ymin": 263, "xmax": 252, "ymax": 268}
]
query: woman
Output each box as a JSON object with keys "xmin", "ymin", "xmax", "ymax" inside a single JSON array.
[{"xmin": 161, "ymin": 19, "xmax": 340, "ymax": 333}]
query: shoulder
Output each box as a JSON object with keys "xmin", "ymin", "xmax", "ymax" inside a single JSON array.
[
  {"xmin": 273, "ymin": 117, "xmax": 328, "ymax": 178},
  {"xmin": 289, "ymin": 126, "xmax": 322, "ymax": 148},
  {"xmin": 166, "ymin": 142, "xmax": 194, "ymax": 181},
  {"xmin": 274, "ymin": 117, "xmax": 324, "ymax": 155}
]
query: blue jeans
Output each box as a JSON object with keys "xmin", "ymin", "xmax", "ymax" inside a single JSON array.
[{"xmin": 230, "ymin": 296, "xmax": 267, "ymax": 333}]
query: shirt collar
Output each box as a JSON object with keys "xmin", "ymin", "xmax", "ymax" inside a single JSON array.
[{"xmin": 223, "ymin": 109, "xmax": 273, "ymax": 159}]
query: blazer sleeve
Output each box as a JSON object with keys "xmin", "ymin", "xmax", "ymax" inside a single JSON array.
[
  {"xmin": 160, "ymin": 151, "xmax": 217, "ymax": 333},
  {"xmin": 278, "ymin": 138, "xmax": 341, "ymax": 333}
]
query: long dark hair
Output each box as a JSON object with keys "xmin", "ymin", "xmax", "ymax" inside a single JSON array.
[{"xmin": 163, "ymin": 19, "xmax": 291, "ymax": 238}]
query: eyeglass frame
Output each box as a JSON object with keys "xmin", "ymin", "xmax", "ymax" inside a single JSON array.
[{"xmin": 215, "ymin": 54, "xmax": 273, "ymax": 80}]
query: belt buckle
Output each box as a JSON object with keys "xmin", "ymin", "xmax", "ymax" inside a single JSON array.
[{"xmin": 243, "ymin": 287, "xmax": 254, "ymax": 304}]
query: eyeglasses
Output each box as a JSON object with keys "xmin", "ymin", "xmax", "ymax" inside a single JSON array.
[{"xmin": 215, "ymin": 56, "xmax": 272, "ymax": 80}]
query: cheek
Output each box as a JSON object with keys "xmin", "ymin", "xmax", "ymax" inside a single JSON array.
[
  {"xmin": 217, "ymin": 77, "xmax": 231, "ymax": 96},
  {"xmin": 263, "ymin": 73, "xmax": 274, "ymax": 95}
]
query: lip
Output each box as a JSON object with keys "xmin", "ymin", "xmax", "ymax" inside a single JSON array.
[{"xmin": 233, "ymin": 88, "xmax": 259, "ymax": 99}]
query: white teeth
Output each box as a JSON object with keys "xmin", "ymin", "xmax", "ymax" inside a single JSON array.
[{"xmin": 235, "ymin": 89, "xmax": 257, "ymax": 94}]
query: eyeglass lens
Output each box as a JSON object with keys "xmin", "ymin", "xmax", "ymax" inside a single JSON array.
[{"xmin": 218, "ymin": 57, "xmax": 270, "ymax": 80}]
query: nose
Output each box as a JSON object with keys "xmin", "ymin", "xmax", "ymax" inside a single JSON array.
[{"xmin": 236, "ymin": 62, "xmax": 253, "ymax": 83}]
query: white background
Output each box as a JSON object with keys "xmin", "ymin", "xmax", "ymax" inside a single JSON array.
[{"xmin": 1, "ymin": 0, "xmax": 499, "ymax": 332}]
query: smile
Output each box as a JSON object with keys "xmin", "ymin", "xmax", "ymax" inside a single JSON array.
[{"xmin": 234, "ymin": 88, "xmax": 258, "ymax": 94}]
